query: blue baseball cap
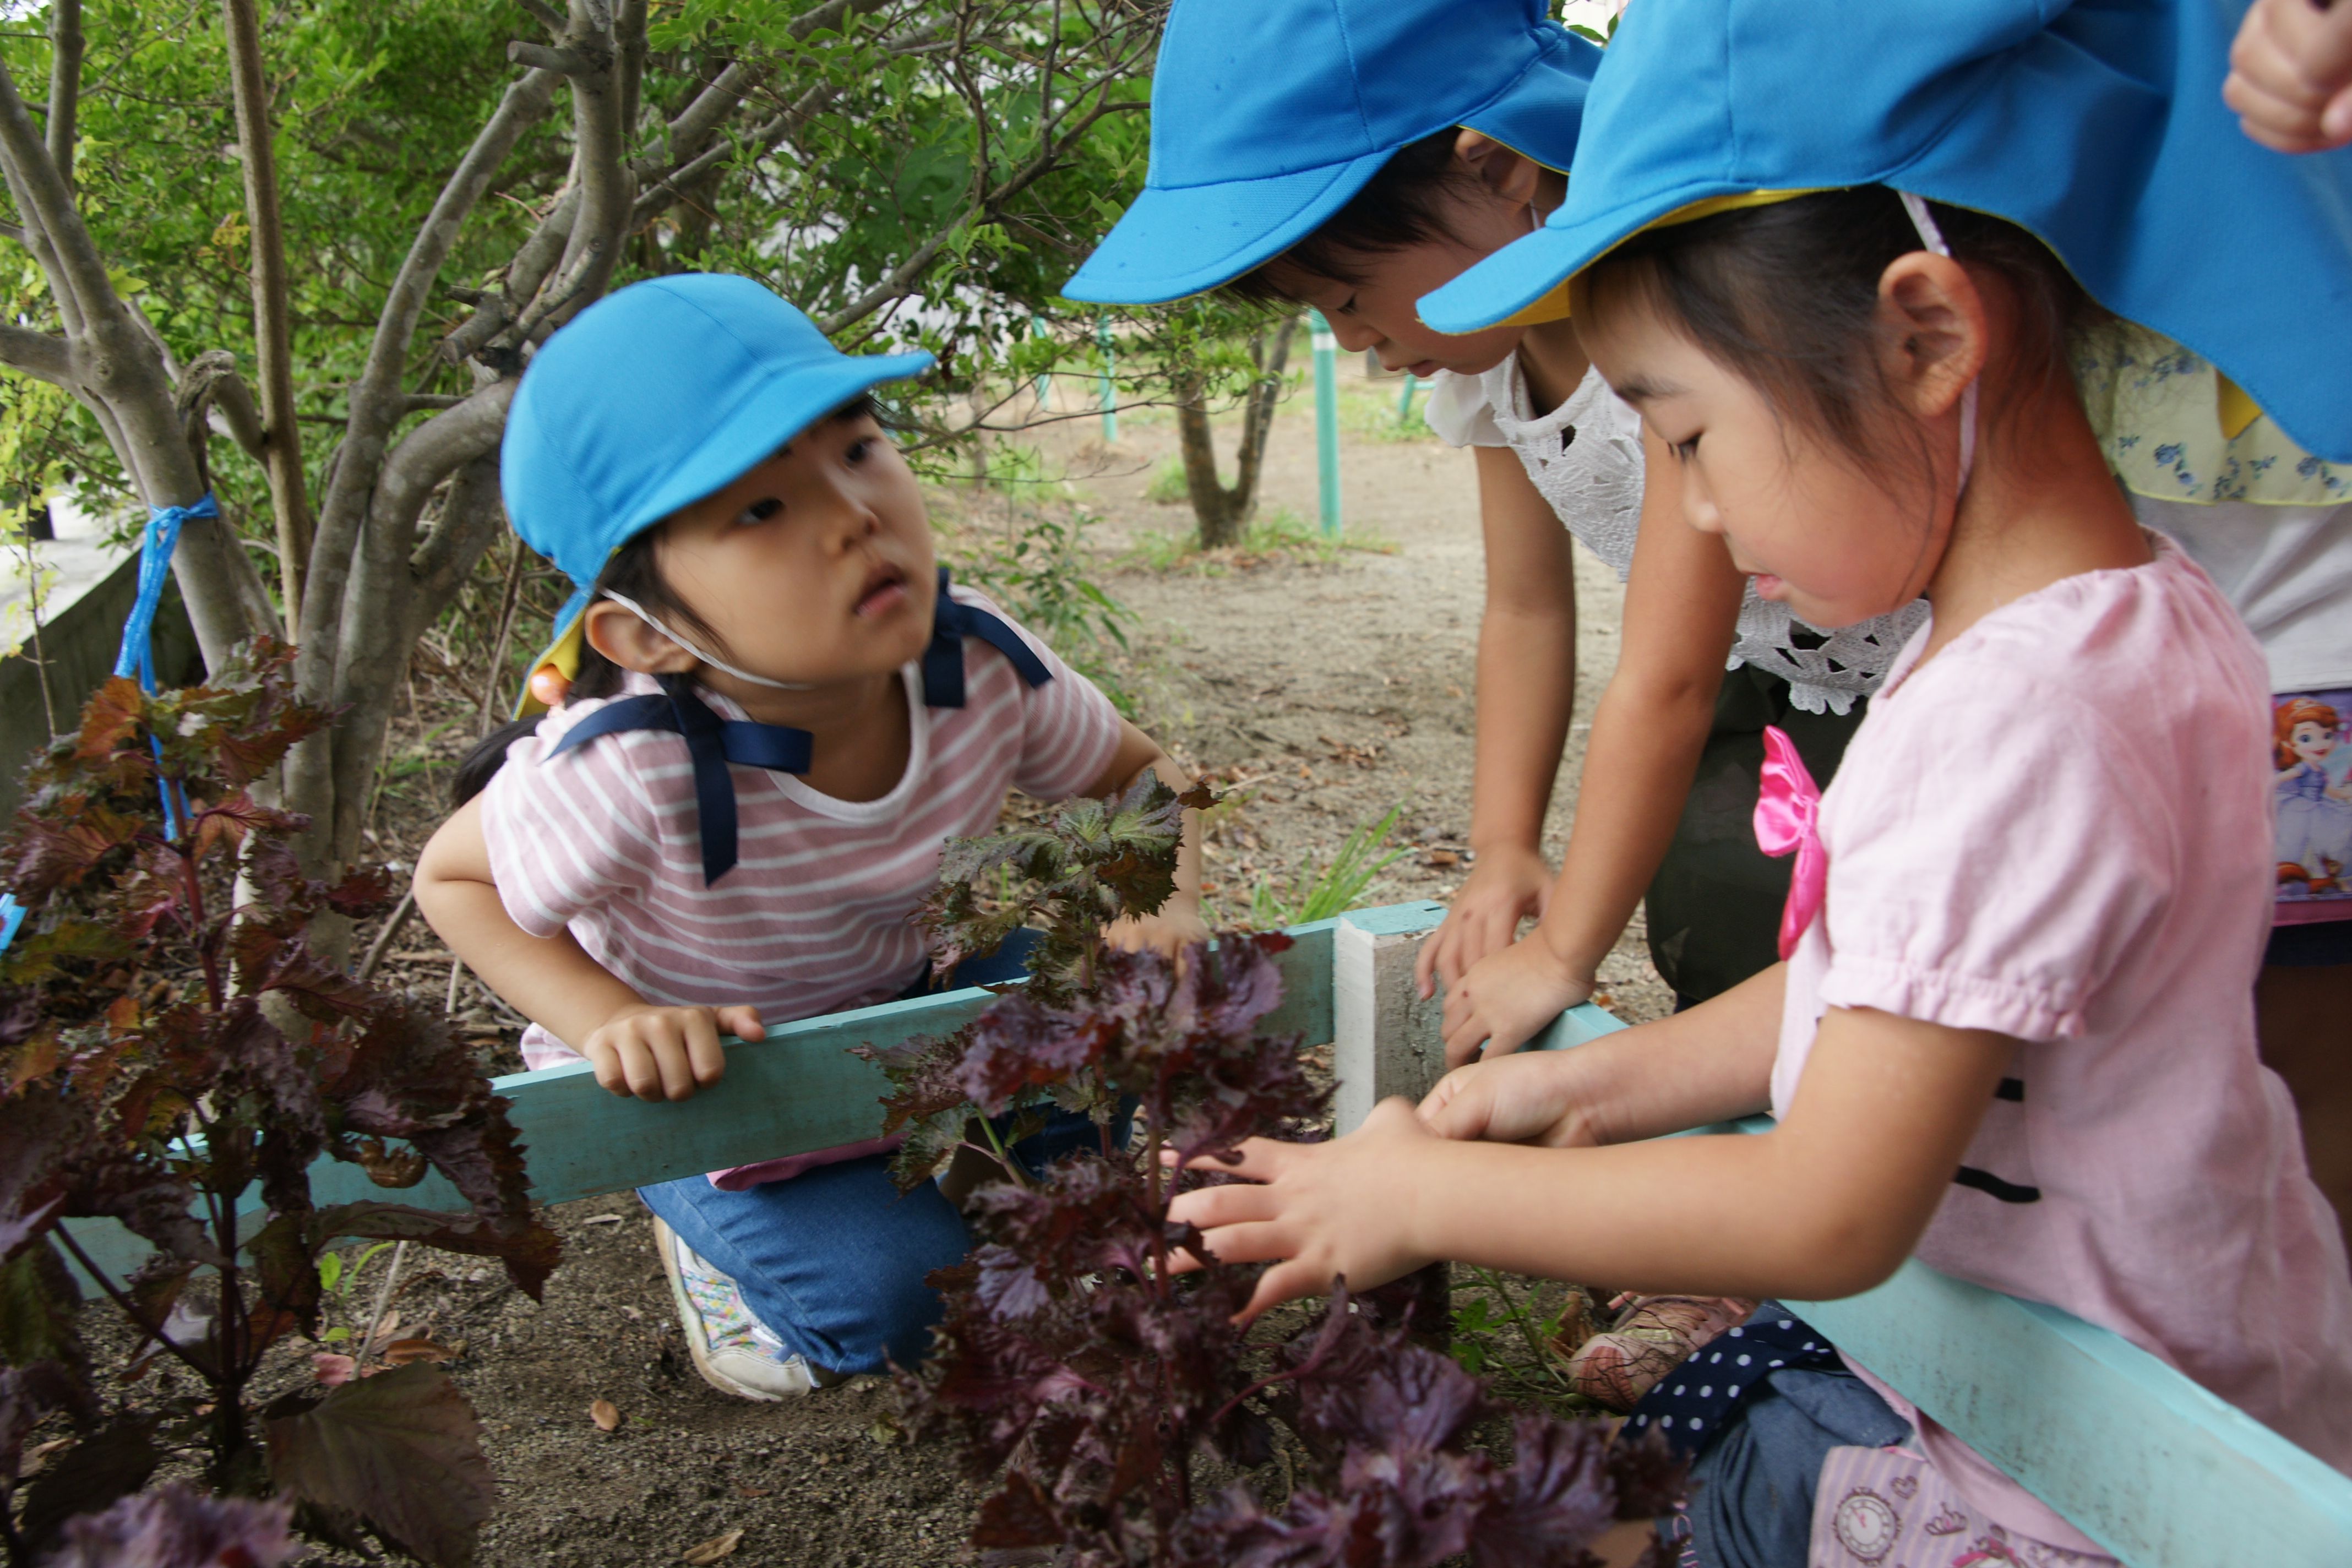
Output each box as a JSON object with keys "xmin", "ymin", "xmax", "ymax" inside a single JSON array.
[
  {"xmin": 1061, "ymin": 0, "xmax": 1601, "ymax": 304},
  {"xmin": 502, "ymin": 275, "xmax": 932, "ymax": 708},
  {"xmin": 1418, "ymin": 0, "xmax": 2352, "ymax": 465}
]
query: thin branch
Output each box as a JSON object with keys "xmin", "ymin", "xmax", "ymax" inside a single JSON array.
[
  {"xmin": 372, "ymin": 383, "xmax": 515, "ymax": 563},
  {"xmin": 222, "ymin": 0, "xmax": 313, "ymax": 622},
  {"xmin": 0, "ymin": 52, "xmax": 109, "ymax": 328},
  {"xmin": 507, "ymin": 41, "xmax": 592, "ymax": 74},
  {"xmin": 663, "ymin": 59, "xmax": 755, "ymax": 162},
  {"xmin": 44, "ymin": 0, "xmax": 81, "ymax": 188},
  {"xmin": 205, "ymin": 363, "xmax": 269, "ymax": 460},
  {"xmin": 353, "ymin": 888, "xmax": 417, "ymax": 983},
  {"xmin": 0, "ymin": 320, "xmax": 72, "ymax": 383},
  {"xmin": 515, "ymin": 0, "xmax": 567, "ymax": 32},
  {"xmin": 297, "ymin": 61, "xmax": 560, "ymax": 668}
]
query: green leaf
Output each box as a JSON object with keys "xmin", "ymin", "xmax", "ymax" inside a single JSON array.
[
  {"xmin": 265, "ymin": 1364, "xmax": 493, "ymax": 1567},
  {"xmin": 317, "ymin": 1249, "xmax": 344, "ymax": 1293}
]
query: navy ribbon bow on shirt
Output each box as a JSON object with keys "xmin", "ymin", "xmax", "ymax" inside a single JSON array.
[{"xmin": 548, "ymin": 569, "xmax": 1049, "ymax": 886}]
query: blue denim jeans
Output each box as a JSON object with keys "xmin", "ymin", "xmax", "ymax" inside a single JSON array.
[{"xmin": 637, "ymin": 930, "xmax": 1113, "ymax": 1376}]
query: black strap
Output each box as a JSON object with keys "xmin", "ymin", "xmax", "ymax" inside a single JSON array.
[
  {"xmin": 543, "ymin": 574, "xmax": 1044, "ymax": 886},
  {"xmin": 547, "ymin": 673, "xmax": 812, "ymax": 886},
  {"xmin": 921, "ymin": 567, "xmax": 1052, "ymax": 707}
]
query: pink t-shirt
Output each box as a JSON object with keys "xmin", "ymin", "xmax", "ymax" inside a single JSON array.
[
  {"xmin": 1771, "ymin": 536, "xmax": 2352, "ymax": 1547},
  {"xmin": 481, "ymin": 585, "xmax": 1124, "ymax": 1183}
]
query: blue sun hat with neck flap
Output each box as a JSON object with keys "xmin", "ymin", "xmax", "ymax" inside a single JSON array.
[
  {"xmin": 1418, "ymin": 0, "xmax": 2352, "ymax": 465},
  {"xmin": 502, "ymin": 274, "xmax": 933, "ymax": 715},
  {"xmin": 1060, "ymin": 0, "xmax": 1602, "ymax": 304}
]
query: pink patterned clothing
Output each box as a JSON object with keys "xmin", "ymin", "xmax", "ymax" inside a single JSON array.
[
  {"xmin": 1771, "ymin": 536, "xmax": 2352, "ymax": 1549},
  {"xmin": 480, "ymin": 584, "xmax": 1125, "ymax": 1182},
  {"xmin": 1811, "ymin": 1445, "xmax": 2116, "ymax": 1568}
]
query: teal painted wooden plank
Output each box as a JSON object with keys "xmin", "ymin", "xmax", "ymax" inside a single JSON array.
[
  {"xmin": 61, "ymin": 906, "xmax": 1420, "ymax": 1282},
  {"xmin": 1525, "ymin": 1004, "xmax": 2352, "ymax": 1566}
]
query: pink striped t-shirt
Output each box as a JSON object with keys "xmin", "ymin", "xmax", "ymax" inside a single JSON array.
[{"xmin": 480, "ymin": 585, "xmax": 1124, "ymax": 1179}]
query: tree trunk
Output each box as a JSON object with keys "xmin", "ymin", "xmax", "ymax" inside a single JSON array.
[{"xmin": 1175, "ymin": 318, "xmax": 1298, "ymax": 550}]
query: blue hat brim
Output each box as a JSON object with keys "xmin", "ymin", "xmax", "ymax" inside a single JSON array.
[
  {"xmin": 1063, "ymin": 31, "xmax": 1597, "ymax": 306},
  {"xmin": 623, "ymin": 349, "xmax": 934, "ymax": 535},
  {"xmin": 1060, "ymin": 150, "xmax": 1396, "ymax": 305},
  {"xmin": 1418, "ymin": 182, "xmax": 1739, "ymax": 334}
]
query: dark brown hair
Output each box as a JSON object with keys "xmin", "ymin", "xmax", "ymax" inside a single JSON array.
[
  {"xmin": 1224, "ymin": 127, "xmax": 1478, "ymax": 304},
  {"xmin": 1583, "ymin": 187, "xmax": 2098, "ymax": 473}
]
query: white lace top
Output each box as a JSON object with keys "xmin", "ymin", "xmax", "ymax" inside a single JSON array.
[{"xmin": 1425, "ymin": 353, "xmax": 1929, "ymax": 715}]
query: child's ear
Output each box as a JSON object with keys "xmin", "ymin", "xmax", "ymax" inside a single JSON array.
[
  {"xmin": 1873, "ymin": 251, "xmax": 1988, "ymax": 422},
  {"xmin": 1452, "ymin": 128, "xmax": 1545, "ymax": 209},
  {"xmin": 582, "ymin": 600, "xmax": 699, "ymax": 676}
]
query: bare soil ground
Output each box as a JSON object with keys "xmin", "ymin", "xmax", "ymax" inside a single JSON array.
[{"xmin": 87, "ymin": 357, "xmax": 1674, "ymax": 1567}]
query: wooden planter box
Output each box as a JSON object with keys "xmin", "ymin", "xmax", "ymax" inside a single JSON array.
[{"xmin": 61, "ymin": 901, "xmax": 2352, "ymax": 1563}]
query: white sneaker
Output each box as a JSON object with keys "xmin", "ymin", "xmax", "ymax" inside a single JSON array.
[{"xmin": 651, "ymin": 1216, "xmax": 821, "ymax": 1400}]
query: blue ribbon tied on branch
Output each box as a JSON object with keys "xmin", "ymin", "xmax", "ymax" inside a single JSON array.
[{"xmin": 114, "ymin": 492, "xmax": 219, "ymax": 841}]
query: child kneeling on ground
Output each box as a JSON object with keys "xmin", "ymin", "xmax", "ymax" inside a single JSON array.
[{"xmin": 416, "ymin": 275, "xmax": 1204, "ymax": 1400}]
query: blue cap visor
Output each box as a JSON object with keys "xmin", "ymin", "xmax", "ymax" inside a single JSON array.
[
  {"xmin": 624, "ymin": 347, "xmax": 934, "ymax": 534},
  {"xmin": 1063, "ymin": 31, "xmax": 1594, "ymax": 306},
  {"xmin": 1061, "ymin": 150, "xmax": 1395, "ymax": 305},
  {"xmin": 1418, "ymin": 183, "xmax": 1755, "ymax": 334}
]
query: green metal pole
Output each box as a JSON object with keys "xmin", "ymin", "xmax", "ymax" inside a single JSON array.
[
  {"xmin": 1309, "ymin": 309, "xmax": 1341, "ymax": 537},
  {"xmin": 1095, "ymin": 314, "xmax": 1118, "ymax": 443},
  {"xmin": 1395, "ymin": 371, "xmax": 1420, "ymax": 424}
]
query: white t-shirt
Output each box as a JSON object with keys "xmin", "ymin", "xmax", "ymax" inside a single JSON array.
[
  {"xmin": 1425, "ymin": 353, "xmax": 1928, "ymax": 715},
  {"xmin": 2131, "ymin": 498, "xmax": 2352, "ymax": 693}
]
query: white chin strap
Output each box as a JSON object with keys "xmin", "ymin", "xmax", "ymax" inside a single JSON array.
[
  {"xmin": 599, "ymin": 590, "xmax": 817, "ymax": 691},
  {"xmin": 1897, "ymin": 191, "xmax": 1979, "ymax": 500}
]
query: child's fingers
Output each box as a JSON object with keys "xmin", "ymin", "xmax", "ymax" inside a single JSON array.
[
  {"xmin": 1239, "ymin": 1259, "xmax": 1328, "ymax": 1323},
  {"xmin": 1413, "ymin": 927, "xmax": 1445, "ymax": 999},
  {"xmin": 1165, "ymin": 1181, "xmax": 1283, "ymax": 1233},
  {"xmin": 618, "ymin": 1036, "xmax": 671, "ymax": 1101},
  {"xmin": 587, "ymin": 1042, "xmax": 629, "ymax": 1097},
  {"xmin": 1179, "ymin": 1218, "xmax": 1295, "ymax": 1270},
  {"xmin": 715, "ymin": 1004, "xmax": 766, "ymax": 1043},
  {"xmin": 1179, "ymin": 1135, "xmax": 1295, "ymax": 1183}
]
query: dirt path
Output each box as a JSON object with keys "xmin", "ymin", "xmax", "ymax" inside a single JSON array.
[
  {"xmin": 1047, "ymin": 356, "xmax": 1675, "ymax": 1023},
  {"xmin": 277, "ymin": 360, "xmax": 1673, "ymax": 1567}
]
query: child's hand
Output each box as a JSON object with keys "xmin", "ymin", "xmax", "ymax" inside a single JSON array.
[
  {"xmin": 2226, "ymin": 0, "xmax": 2352, "ymax": 153},
  {"xmin": 1418, "ymin": 1051, "xmax": 1609, "ymax": 1148},
  {"xmin": 1165, "ymin": 1098, "xmax": 1435, "ymax": 1320},
  {"xmin": 1441, "ymin": 934, "xmax": 1593, "ymax": 1068},
  {"xmin": 1106, "ymin": 895, "xmax": 1210, "ymax": 962},
  {"xmin": 1414, "ymin": 844, "xmax": 1553, "ymax": 1001},
  {"xmin": 580, "ymin": 1003, "xmax": 764, "ymax": 1101}
]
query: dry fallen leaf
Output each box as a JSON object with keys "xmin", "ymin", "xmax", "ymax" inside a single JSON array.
[
  {"xmin": 581, "ymin": 1213, "xmax": 626, "ymax": 1227},
  {"xmin": 681, "ymin": 1528, "xmax": 744, "ymax": 1564},
  {"xmin": 381, "ymin": 1338, "xmax": 458, "ymax": 1365},
  {"xmin": 19, "ymin": 1437, "xmax": 71, "ymax": 1477},
  {"xmin": 312, "ymin": 1353, "xmax": 358, "ymax": 1387},
  {"xmin": 590, "ymin": 1398, "xmax": 620, "ymax": 1432},
  {"xmin": 1422, "ymin": 849, "xmax": 1462, "ymax": 868}
]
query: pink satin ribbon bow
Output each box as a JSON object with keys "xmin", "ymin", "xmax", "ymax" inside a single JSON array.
[{"xmin": 1754, "ymin": 724, "xmax": 1826, "ymax": 961}]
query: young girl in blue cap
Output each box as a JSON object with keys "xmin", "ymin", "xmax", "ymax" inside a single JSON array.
[
  {"xmin": 1064, "ymin": 0, "xmax": 1907, "ymax": 1407},
  {"xmin": 1065, "ymin": 0, "xmax": 1928, "ymax": 1076},
  {"xmin": 414, "ymin": 274, "xmax": 1204, "ymax": 1399},
  {"xmin": 1170, "ymin": 1, "xmax": 2352, "ymax": 1562}
]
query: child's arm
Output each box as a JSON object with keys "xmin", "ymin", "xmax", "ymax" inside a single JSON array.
[
  {"xmin": 1092, "ymin": 720, "xmax": 1209, "ymax": 957},
  {"xmin": 1414, "ymin": 446, "xmax": 1581, "ymax": 999},
  {"xmin": 413, "ymin": 797, "xmax": 765, "ymax": 1102},
  {"xmin": 1440, "ymin": 435, "xmax": 1745, "ymax": 1065},
  {"xmin": 1172, "ymin": 999, "xmax": 2013, "ymax": 1320},
  {"xmin": 1419, "ymin": 961, "xmax": 1786, "ymax": 1149}
]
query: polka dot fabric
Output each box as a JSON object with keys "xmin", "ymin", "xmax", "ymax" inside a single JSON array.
[{"xmin": 1624, "ymin": 1304, "xmax": 1841, "ymax": 1461}]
